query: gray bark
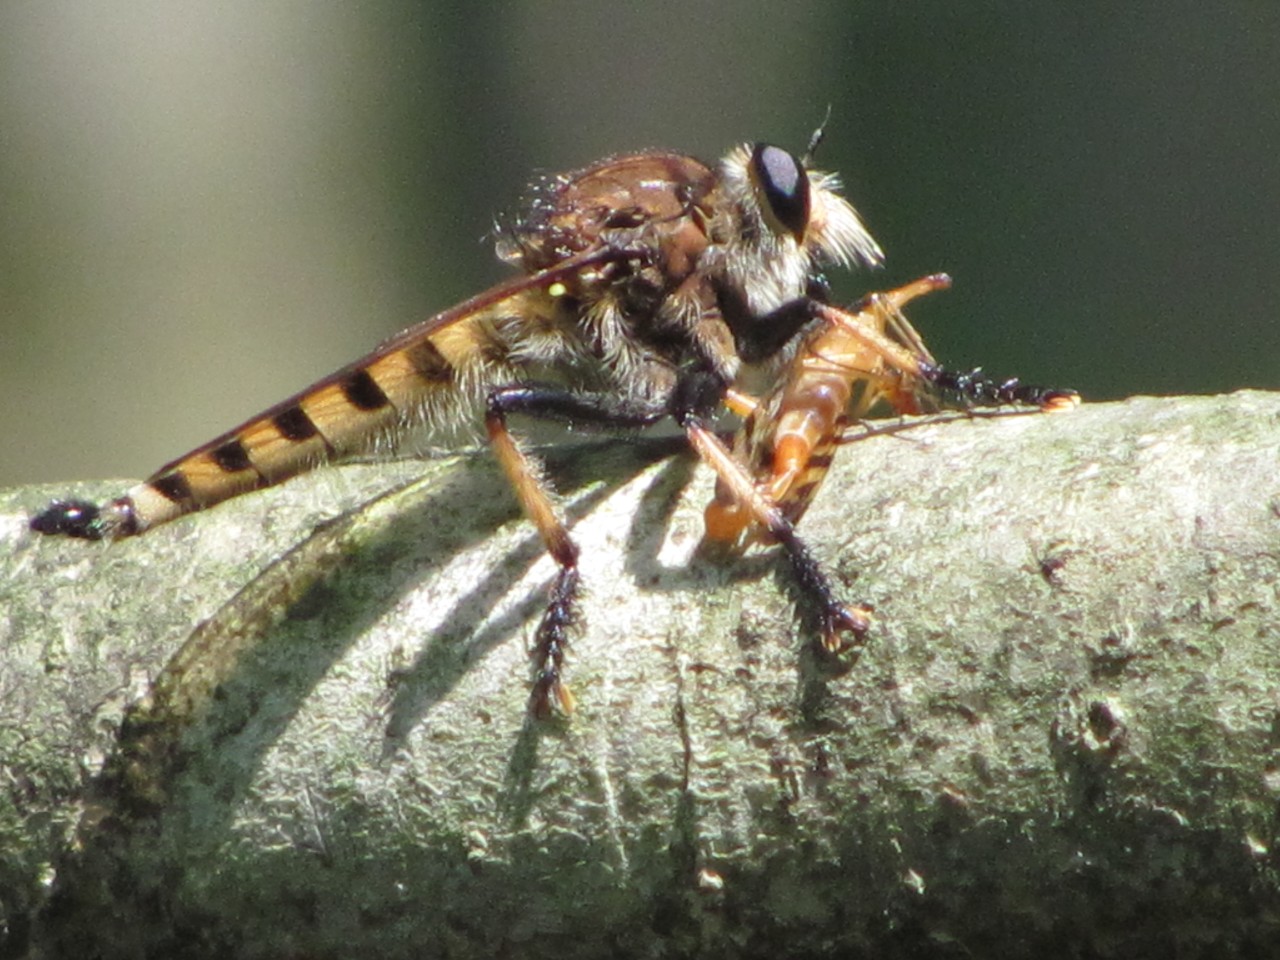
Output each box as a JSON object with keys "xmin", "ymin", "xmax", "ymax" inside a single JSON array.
[{"xmin": 2, "ymin": 390, "xmax": 1278, "ymax": 959}]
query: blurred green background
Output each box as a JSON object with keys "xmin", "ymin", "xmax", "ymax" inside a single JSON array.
[{"xmin": 3, "ymin": 2, "xmax": 1278, "ymax": 486}]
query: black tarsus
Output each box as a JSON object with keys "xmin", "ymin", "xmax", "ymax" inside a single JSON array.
[
  {"xmin": 529, "ymin": 565, "xmax": 579, "ymax": 719},
  {"xmin": 771, "ymin": 522, "xmax": 870, "ymax": 654},
  {"xmin": 920, "ymin": 361, "xmax": 1078, "ymax": 409},
  {"xmin": 679, "ymin": 409, "xmax": 869, "ymax": 656}
]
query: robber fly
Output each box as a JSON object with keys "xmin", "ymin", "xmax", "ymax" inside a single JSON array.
[
  {"xmin": 31, "ymin": 136, "xmax": 891, "ymax": 715},
  {"xmin": 702, "ymin": 274, "xmax": 1079, "ymax": 604}
]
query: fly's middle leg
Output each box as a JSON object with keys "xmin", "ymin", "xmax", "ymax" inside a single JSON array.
[{"xmin": 485, "ymin": 386, "xmax": 666, "ymax": 717}]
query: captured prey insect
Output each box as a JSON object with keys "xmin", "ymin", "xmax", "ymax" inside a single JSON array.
[
  {"xmin": 31, "ymin": 137, "xmax": 889, "ymax": 715},
  {"xmin": 701, "ymin": 272, "xmax": 1079, "ymax": 645}
]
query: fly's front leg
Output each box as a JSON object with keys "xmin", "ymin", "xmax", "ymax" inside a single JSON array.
[
  {"xmin": 485, "ymin": 386, "xmax": 665, "ymax": 717},
  {"xmin": 919, "ymin": 362, "xmax": 1080, "ymax": 413},
  {"xmin": 683, "ymin": 415, "xmax": 871, "ymax": 654}
]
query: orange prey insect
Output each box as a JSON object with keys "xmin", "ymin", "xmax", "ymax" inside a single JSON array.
[{"xmin": 703, "ymin": 273, "xmax": 1078, "ymax": 649}]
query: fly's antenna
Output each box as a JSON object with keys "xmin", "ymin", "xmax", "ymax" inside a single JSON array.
[{"xmin": 803, "ymin": 105, "xmax": 833, "ymax": 166}]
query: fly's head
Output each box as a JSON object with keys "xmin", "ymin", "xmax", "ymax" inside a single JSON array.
[{"xmin": 711, "ymin": 142, "xmax": 883, "ymax": 354}]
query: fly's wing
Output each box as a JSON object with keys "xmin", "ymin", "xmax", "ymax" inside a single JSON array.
[{"xmin": 31, "ymin": 248, "xmax": 631, "ymax": 540}]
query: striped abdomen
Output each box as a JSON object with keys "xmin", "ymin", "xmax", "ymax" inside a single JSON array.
[{"xmin": 61, "ymin": 284, "xmax": 564, "ymax": 539}]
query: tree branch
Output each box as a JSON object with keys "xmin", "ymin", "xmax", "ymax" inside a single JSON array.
[{"xmin": 3, "ymin": 391, "xmax": 1279, "ymax": 958}]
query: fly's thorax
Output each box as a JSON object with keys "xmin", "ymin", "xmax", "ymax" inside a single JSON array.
[{"xmin": 498, "ymin": 151, "xmax": 718, "ymax": 275}]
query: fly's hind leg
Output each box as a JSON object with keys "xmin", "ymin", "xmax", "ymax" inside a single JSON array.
[{"xmin": 485, "ymin": 386, "xmax": 666, "ymax": 717}]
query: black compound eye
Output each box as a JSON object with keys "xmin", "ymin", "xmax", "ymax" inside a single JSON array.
[{"xmin": 750, "ymin": 143, "xmax": 811, "ymax": 240}]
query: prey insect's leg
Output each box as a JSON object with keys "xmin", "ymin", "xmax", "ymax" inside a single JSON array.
[
  {"xmin": 485, "ymin": 386, "xmax": 666, "ymax": 717},
  {"xmin": 720, "ymin": 387, "xmax": 760, "ymax": 418},
  {"xmin": 683, "ymin": 415, "xmax": 870, "ymax": 653}
]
